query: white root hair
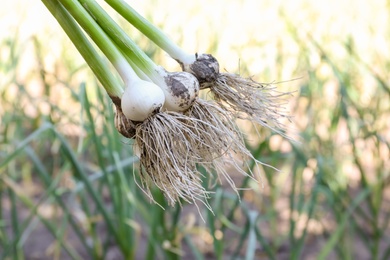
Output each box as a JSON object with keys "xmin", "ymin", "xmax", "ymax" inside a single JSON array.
[
  {"xmin": 210, "ymin": 73, "xmax": 293, "ymax": 138},
  {"xmin": 186, "ymin": 99, "xmax": 273, "ymax": 196},
  {"xmin": 134, "ymin": 111, "xmax": 213, "ymax": 210}
]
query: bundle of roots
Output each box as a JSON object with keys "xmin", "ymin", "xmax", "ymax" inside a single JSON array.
[{"xmin": 113, "ymin": 96, "xmax": 267, "ymax": 209}]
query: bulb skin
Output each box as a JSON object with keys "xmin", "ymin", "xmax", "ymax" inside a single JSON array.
[
  {"xmin": 182, "ymin": 53, "xmax": 219, "ymax": 88},
  {"xmin": 121, "ymin": 80, "xmax": 165, "ymax": 122},
  {"xmin": 163, "ymin": 72, "xmax": 199, "ymax": 111}
]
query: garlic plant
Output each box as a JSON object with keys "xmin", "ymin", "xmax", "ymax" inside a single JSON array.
[
  {"xmin": 42, "ymin": 0, "xmax": 291, "ymax": 208},
  {"xmin": 79, "ymin": 0, "xmax": 262, "ymax": 169}
]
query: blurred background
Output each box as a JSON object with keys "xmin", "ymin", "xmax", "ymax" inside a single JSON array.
[{"xmin": 1, "ymin": 0, "xmax": 389, "ymax": 259}]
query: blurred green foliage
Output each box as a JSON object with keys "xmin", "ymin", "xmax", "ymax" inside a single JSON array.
[{"xmin": 1, "ymin": 1, "xmax": 390, "ymax": 259}]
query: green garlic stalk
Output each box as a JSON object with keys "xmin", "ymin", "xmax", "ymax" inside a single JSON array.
[{"xmin": 42, "ymin": 0, "xmax": 122, "ymax": 97}]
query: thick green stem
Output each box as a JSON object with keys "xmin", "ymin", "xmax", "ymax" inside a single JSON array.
[
  {"xmin": 78, "ymin": 0, "xmax": 161, "ymax": 84},
  {"xmin": 104, "ymin": 0, "xmax": 196, "ymax": 65},
  {"xmin": 41, "ymin": 0, "xmax": 123, "ymax": 97},
  {"xmin": 58, "ymin": 0, "xmax": 138, "ymax": 85}
]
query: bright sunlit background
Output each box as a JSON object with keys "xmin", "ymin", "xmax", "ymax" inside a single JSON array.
[{"xmin": 1, "ymin": 0, "xmax": 389, "ymax": 259}]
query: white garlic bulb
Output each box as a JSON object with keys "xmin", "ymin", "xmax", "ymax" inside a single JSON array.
[{"xmin": 121, "ymin": 79, "xmax": 165, "ymax": 122}]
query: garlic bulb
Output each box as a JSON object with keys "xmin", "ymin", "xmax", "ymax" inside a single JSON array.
[
  {"xmin": 181, "ymin": 53, "xmax": 219, "ymax": 89},
  {"xmin": 157, "ymin": 68, "xmax": 200, "ymax": 112},
  {"xmin": 121, "ymin": 80, "xmax": 165, "ymax": 122}
]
